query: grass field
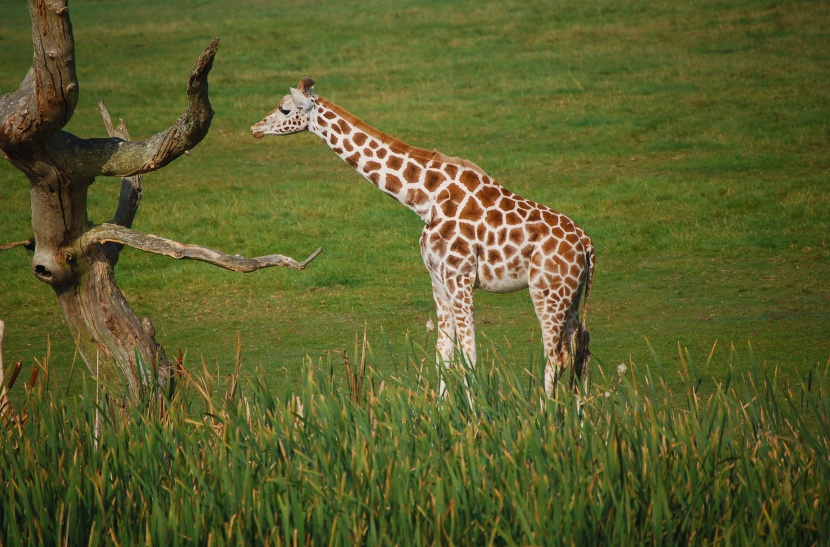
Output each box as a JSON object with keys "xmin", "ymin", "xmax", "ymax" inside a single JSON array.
[{"xmin": 1, "ymin": 0, "xmax": 829, "ymax": 394}]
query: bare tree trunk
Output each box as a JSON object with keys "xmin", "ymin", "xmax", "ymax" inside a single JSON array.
[{"xmin": 0, "ymin": 0, "xmax": 320, "ymax": 406}]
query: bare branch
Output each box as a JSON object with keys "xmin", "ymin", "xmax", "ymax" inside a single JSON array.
[
  {"xmin": 0, "ymin": 238, "xmax": 35, "ymax": 251},
  {"xmin": 0, "ymin": 0, "xmax": 78, "ymax": 150},
  {"xmin": 99, "ymin": 100, "xmax": 129, "ymax": 140},
  {"xmin": 99, "ymin": 100, "xmax": 142, "ymax": 229},
  {"xmin": 81, "ymin": 223, "xmax": 323, "ymax": 273},
  {"xmin": 70, "ymin": 38, "xmax": 220, "ymax": 179}
]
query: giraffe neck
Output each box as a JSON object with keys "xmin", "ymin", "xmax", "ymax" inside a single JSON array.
[{"xmin": 308, "ymin": 97, "xmax": 487, "ymax": 224}]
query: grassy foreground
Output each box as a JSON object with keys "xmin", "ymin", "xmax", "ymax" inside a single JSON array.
[
  {"xmin": 1, "ymin": 0, "xmax": 829, "ymax": 395},
  {"xmin": 2, "ymin": 344, "xmax": 828, "ymax": 544}
]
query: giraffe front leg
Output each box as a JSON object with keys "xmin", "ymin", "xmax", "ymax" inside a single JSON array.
[
  {"xmin": 448, "ymin": 273, "xmax": 477, "ymax": 369},
  {"xmin": 448, "ymin": 273, "xmax": 477, "ymax": 409},
  {"xmin": 430, "ymin": 278, "xmax": 456, "ymax": 397}
]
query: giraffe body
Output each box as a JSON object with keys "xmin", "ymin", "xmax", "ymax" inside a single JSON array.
[{"xmin": 252, "ymin": 78, "xmax": 594, "ymax": 396}]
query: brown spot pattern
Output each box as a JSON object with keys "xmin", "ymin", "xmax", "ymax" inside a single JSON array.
[
  {"xmin": 440, "ymin": 197, "xmax": 458, "ymax": 217},
  {"xmin": 446, "ymin": 183, "xmax": 465, "ymax": 203},
  {"xmin": 479, "ymin": 186, "xmax": 501, "ymax": 208},
  {"xmin": 386, "ymin": 174, "xmax": 403, "ymax": 194},
  {"xmin": 403, "ymin": 162, "xmax": 422, "ymax": 182},
  {"xmin": 459, "ymin": 222, "xmax": 475, "ymax": 240},
  {"xmin": 476, "ymin": 223, "xmax": 486, "ymax": 239},
  {"xmin": 460, "ymin": 170, "xmax": 481, "ymax": 192},
  {"xmin": 439, "ymin": 221, "xmax": 456, "ymax": 240},
  {"xmin": 345, "ymin": 152, "xmax": 360, "ymax": 168},
  {"xmin": 460, "ymin": 198, "xmax": 484, "ymax": 221},
  {"xmin": 424, "ymin": 170, "xmax": 445, "ymax": 191},
  {"xmin": 406, "ymin": 188, "xmax": 428, "ymax": 206},
  {"xmin": 336, "ymin": 118, "xmax": 351, "ymax": 134},
  {"xmin": 485, "ymin": 209, "xmax": 503, "ymax": 226},
  {"xmin": 388, "ymin": 156, "xmax": 403, "ymax": 170},
  {"xmin": 509, "ymin": 228, "xmax": 524, "ymax": 245},
  {"xmin": 451, "ymin": 238, "xmax": 470, "ymax": 255}
]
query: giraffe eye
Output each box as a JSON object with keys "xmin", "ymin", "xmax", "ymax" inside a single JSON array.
[{"xmin": 279, "ymin": 106, "xmax": 291, "ymax": 116}]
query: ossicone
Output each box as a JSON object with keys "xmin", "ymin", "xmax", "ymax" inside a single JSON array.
[{"xmin": 298, "ymin": 77, "xmax": 316, "ymax": 97}]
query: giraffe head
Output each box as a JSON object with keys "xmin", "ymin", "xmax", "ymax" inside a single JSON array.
[{"xmin": 251, "ymin": 77, "xmax": 317, "ymax": 138}]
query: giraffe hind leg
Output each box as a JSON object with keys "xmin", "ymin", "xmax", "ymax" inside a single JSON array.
[{"xmin": 529, "ymin": 285, "xmax": 571, "ymax": 398}]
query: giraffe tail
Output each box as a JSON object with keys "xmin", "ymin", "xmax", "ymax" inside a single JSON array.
[
  {"xmin": 571, "ymin": 323, "xmax": 591, "ymax": 388},
  {"xmin": 570, "ymin": 243, "xmax": 594, "ymax": 389},
  {"xmin": 580, "ymin": 241, "xmax": 594, "ymax": 328}
]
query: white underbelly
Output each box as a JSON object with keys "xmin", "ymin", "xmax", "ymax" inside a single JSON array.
[{"xmin": 475, "ymin": 264, "xmax": 529, "ymax": 293}]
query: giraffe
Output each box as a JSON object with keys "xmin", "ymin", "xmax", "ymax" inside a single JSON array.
[{"xmin": 251, "ymin": 78, "xmax": 595, "ymax": 397}]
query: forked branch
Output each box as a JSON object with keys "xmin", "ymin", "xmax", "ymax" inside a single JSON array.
[
  {"xmin": 70, "ymin": 38, "xmax": 220, "ymax": 179},
  {"xmin": 81, "ymin": 223, "xmax": 323, "ymax": 272}
]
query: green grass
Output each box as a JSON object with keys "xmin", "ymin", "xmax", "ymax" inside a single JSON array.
[
  {"xmin": 1, "ymin": 343, "xmax": 828, "ymax": 544},
  {"xmin": 1, "ymin": 0, "xmax": 829, "ymax": 397}
]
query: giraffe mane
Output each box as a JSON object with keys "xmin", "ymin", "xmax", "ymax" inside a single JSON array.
[{"xmin": 318, "ymin": 97, "xmax": 487, "ymax": 176}]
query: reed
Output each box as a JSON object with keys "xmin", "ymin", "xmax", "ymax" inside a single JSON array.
[{"xmin": 1, "ymin": 336, "xmax": 827, "ymax": 545}]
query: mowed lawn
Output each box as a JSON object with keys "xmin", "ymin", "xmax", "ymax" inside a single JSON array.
[{"xmin": 0, "ymin": 0, "xmax": 828, "ymax": 396}]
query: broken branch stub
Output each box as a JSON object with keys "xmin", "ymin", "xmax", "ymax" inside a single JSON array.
[{"xmin": 98, "ymin": 100, "xmax": 143, "ymax": 264}]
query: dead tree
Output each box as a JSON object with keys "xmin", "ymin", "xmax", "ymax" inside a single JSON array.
[{"xmin": 0, "ymin": 0, "xmax": 321, "ymax": 404}]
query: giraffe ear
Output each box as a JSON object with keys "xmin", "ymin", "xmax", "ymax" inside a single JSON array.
[{"xmin": 290, "ymin": 87, "xmax": 314, "ymax": 111}]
